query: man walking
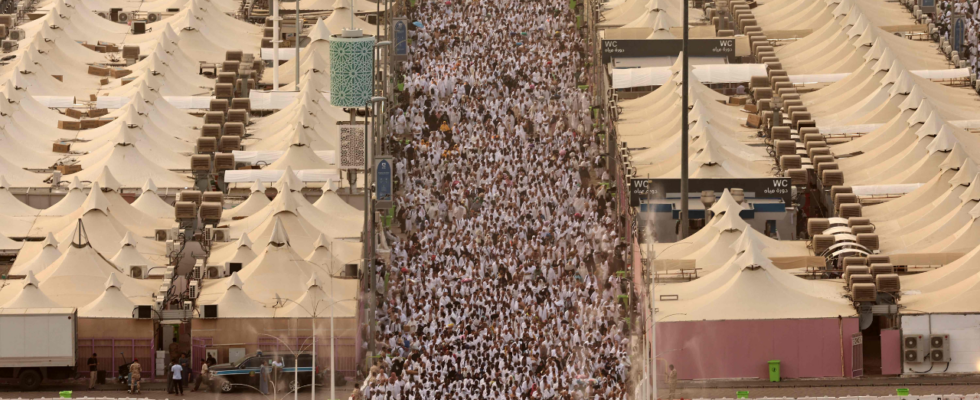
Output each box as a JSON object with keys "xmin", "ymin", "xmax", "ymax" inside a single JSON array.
[
  {"xmin": 171, "ymin": 359, "xmax": 184, "ymax": 395},
  {"xmin": 87, "ymin": 353, "xmax": 98, "ymax": 389},
  {"xmin": 128, "ymin": 358, "xmax": 141, "ymax": 394},
  {"xmin": 179, "ymin": 353, "xmax": 190, "ymax": 391},
  {"xmin": 192, "ymin": 358, "xmax": 209, "ymax": 392},
  {"xmin": 666, "ymin": 364, "xmax": 678, "ymax": 400}
]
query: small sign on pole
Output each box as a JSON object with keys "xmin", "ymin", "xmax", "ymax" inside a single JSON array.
[
  {"xmin": 340, "ymin": 123, "xmax": 367, "ymax": 170},
  {"xmin": 375, "ymin": 156, "xmax": 393, "ymax": 209},
  {"xmin": 393, "ymin": 18, "xmax": 409, "ymax": 61}
]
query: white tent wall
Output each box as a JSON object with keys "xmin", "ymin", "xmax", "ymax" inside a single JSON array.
[{"xmin": 901, "ymin": 314, "xmax": 980, "ymax": 374}]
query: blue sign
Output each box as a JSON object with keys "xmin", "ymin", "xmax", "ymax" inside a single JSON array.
[
  {"xmin": 394, "ymin": 19, "xmax": 409, "ymax": 61},
  {"xmin": 375, "ymin": 156, "xmax": 393, "ymax": 208},
  {"xmin": 954, "ymin": 16, "xmax": 965, "ymax": 55},
  {"xmin": 920, "ymin": 0, "xmax": 934, "ymax": 7}
]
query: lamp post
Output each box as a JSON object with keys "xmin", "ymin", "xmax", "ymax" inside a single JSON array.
[{"xmin": 277, "ymin": 291, "xmax": 357, "ymax": 400}]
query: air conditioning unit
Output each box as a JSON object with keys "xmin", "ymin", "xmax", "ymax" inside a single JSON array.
[
  {"xmin": 904, "ymin": 335, "xmax": 925, "ymax": 363},
  {"xmin": 189, "ymin": 281, "xmax": 199, "ymax": 299},
  {"xmin": 164, "ymin": 266, "xmax": 175, "ymax": 280},
  {"xmin": 145, "ymin": 12, "xmax": 162, "ymax": 23},
  {"xmin": 7, "ymin": 28, "xmax": 24, "ymax": 41},
  {"xmin": 192, "ymin": 265, "xmax": 201, "ymax": 280},
  {"xmin": 199, "ymin": 202, "xmax": 223, "ymax": 224},
  {"xmin": 175, "ymin": 201, "xmax": 198, "ymax": 220},
  {"xmin": 155, "ymin": 228, "xmax": 173, "ymax": 241},
  {"xmin": 2, "ymin": 40, "xmax": 17, "ymax": 52},
  {"xmin": 117, "ymin": 11, "xmax": 130, "ymax": 23},
  {"xmin": 930, "ymin": 334, "xmax": 951, "ymax": 362},
  {"xmin": 203, "ymin": 304, "xmax": 218, "ymax": 318},
  {"xmin": 202, "ymin": 191, "xmax": 224, "ymax": 204},
  {"xmin": 226, "ymin": 262, "xmax": 243, "ymax": 275},
  {"xmin": 183, "ymin": 300, "xmax": 193, "ymax": 311},
  {"xmin": 214, "ymin": 153, "xmax": 235, "ymax": 172},
  {"xmin": 131, "ymin": 20, "xmax": 146, "ymax": 34},
  {"xmin": 851, "ymin": 282, "xmax": 877, "ymax": 302},
  {"xmin": 191, "ymin": 154, "xmax": 211, "ymax": 172},
  {"xmin": 179, "ymin": 190, "xmax": 203, "ymax": 204},
  {"xmin": 212, "ymin": 228, "xmax": 230, "ymax": 242},
  {"xmin": 165, "ymin": 239, "xmax": 175, "ymax": 255},
  {"xmin": 136, "ymin": 305, "xmax": 152, "ymax": 319}
]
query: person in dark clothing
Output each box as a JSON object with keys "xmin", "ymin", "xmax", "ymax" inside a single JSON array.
[{"xmin": 87, "ymin": 353, "xmax": 98, "ymax": 389}]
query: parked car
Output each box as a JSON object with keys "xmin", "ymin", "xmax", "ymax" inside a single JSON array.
[{"xmin": 209, "ymin": 353, "xmax": 321, "ymax": 393}]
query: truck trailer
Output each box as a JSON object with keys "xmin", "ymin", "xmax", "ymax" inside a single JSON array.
[{"xmin": 0, "ymin": 308, "xmax": 78, "ymax": 390}]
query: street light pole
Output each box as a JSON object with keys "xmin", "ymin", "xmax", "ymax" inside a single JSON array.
[{"xmin": 680, "ymin": 0, "xmax": 690, "ymax": 239}]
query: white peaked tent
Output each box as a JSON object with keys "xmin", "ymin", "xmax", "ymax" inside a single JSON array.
[
  {"xmin": 8, "ymin": 233, "xmax": 61, "ymax": 277},
  {"xmin": 41, "ymin": 177, "xmax": 88, "ymax": 216},
  {"xmin": 298, "ymin": 0, "xmax": 386, "ymax": 13},
  {"xmin": 0, "ymin": 176, "xmax": 40, "ymax": 217},
  {"xmin": 0, "ymin": 231, "xmax": 22, "ymax": 252},
  {"xmin": 235, "ymin": 217, "xmax": 332, "ymax": 304},
  {"xmin": 110, "ymin": 232, "xmax": 162, "ymax": 272},
  {"xmin": 323, "ymin": 0, "xmax": 375, "ymax": 33},
  {"xmin": 79, "ymin": 273, "xmax": 143, "ymax": 318},
  {"xmin": 312, "ymin": 181, "xmax": 363, "ymax": 225},
  {"xmin": 71, "ymin": 144, "xmax": 193, "ymax": 189},
  {"xmin": 208, "ymin": 233, "xmax": 258, "ymax": 267},
  {"xmin": 277, "ymin": 272, "xmax": 357, "ymax": 318},
  {"xmin": 131, "ymin": 179, "xmax": 175, "ymax": 219},
  {"xmin": 2, "ymin": 271, "xmax": 62, "ymax": 309},
  {"xmin": 223, "ymin": 181, "xmax": 272, "ymax": 221},
  {"xmin": 26, "ymin": 222, "xmax": 157, "ymax": 307},
  {"xmin": 655, "ymin": 247, "xmax": 851, "ymax": 321},
  {"xmin": 202, "ymin": 273, "xmax": 273, "ymax": 318}
]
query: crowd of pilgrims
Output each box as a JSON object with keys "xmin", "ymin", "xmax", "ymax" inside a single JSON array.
[{"xmin": 355, "ymin": 0, "xmax": 634, "ymax": 399}]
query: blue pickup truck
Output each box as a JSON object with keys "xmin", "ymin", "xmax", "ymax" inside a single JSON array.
[{"xmin": 209, "ymin": 353, "xmax": 321, "ymax": 393}]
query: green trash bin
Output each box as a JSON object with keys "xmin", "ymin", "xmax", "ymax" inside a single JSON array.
[
  {"xmin": 59, "ymin": 391, "xmax": 72, "ymax": 398},
  {"xmin": 736, "ymin": 391, "xmax": 749, "ymax": 399},
  {"xmin": 768, "ymin": 360, "xmax": 781, "ymax": 382},
  {"xmin": 897, "ymin": 388, "xmax": 910, "ymax": 397}
]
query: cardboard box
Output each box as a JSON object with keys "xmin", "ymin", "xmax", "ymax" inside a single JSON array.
[
  {"xmin": 110, "ymin": 68, "xmax": 132, "ymax": 78},
  {"xmin": 56, "ymin": 164, "xmax": 82, "ymax": 175},
  {"xmin": 52, "ymin": 142, "xmax": 71, "ymax": 153},
  {"xmin": 89, "ymin": 94, "xmax": 98, "ymax": 101},
  {"xmin": 99, "ymin": 78, "xmax": 109, "ymax": 85},
  {"xmin": 88, "ymin": 108, "xmax": 109, "ymax": 118},
  {"xmin": 57, "ymin": 120, "xmax": 81, "ymax": 130},
  {"xmin": 64, "ymin": 108, "xmax": 86, "ymax": 119},
  {"xmin": 746, "ymin": 113, "xmax": 761, "ymax": 128},
  {"xmin": 729, "ymin": 96, "xmax": 748, "ymax": 105},
  {"xmin": 743, "ymin": 104, "xmax": 758, "ymax": 113},
  {"xmin": 79, "ymin": 119, "xmax": 101, "ymax": 129},
  {"xmin": 87, "ymin": 65, "xmax": 111, "ymax": 76}
]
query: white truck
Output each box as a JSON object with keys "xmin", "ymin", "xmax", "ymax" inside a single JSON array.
[{"xmin": 0, "ymin": 308, "xmax": 78, "ymax": 390}]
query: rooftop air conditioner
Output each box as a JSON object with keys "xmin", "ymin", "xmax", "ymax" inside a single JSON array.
[
  {"xmin": 856, "ymin": 233, "xmax": 879, "ymax": 251},
  {"xmin": 192, "ymin": 265, "xmax": 201, "ymax": 280},
  {"xmin": 136, "ymin": 305, "xmax": 152, "ymax": 319},
  {"xmin": 843, "ymin": 265, "xmax": 870, "ymax": 282},
  {"xmin": 191, "ymin": 154, "xmax": 211, "ymax": 172},
  {"xmin": 202, "ymin": 191, "xmax": 223, "ymax": 204},
  {"xmin": 145, "ymin": 12, "xmax": 162, "ymax": 23},
  {"xmin": 183, "ymin": 300, "xmax": 193, "ymax": 311},
  {"xmin": 806, "ymin": 219, "xmax": 830, "ymax": 236},
  {"xmin": 785, "ymin": 169, "xmax": 807, "ymax": 185},
  {"xmin": 850, "ymin": 225, "xmax": 874, "ymax": 235},
  {"xmin": 843, "ymin": 256, "xmax": 868, "ymax": 267},
  {"xmin": 196, "ymin": 137, "xmax": 217, "ymax": 154},
  {"xmin": 155, "ymin": 229, "xmax": 173, "ymax": 241},
  {"xmin": 199, "ymin": 202, "xmax": 222, "ymax": 223},
  {"xmin": 851, "ymin": 282, "xmax": 877, "ymax": 302},
  {"xmin": 2, "ymin": 40, "xmax": 17, "ymax": 52},
  {"xmin": 868, "ymin": 255, "xmax": 890, "ymax": 265},
  {"xmin": 223, "ymin": 122, "xmax": 245, "ymax": 137},
  {"xmin": 174, "ymin": 201, "xmax": 198, "ymax": 220},
  {"xmin": 189, "ymin": 281, "xmax": 199, "ymax": 299},
  {"xmin": 212, "ymin": 228, "xmax": 230, "ymax": 242},
  {"xmin": 930, "ymin": 334, "xmax": 950, "ymax": 362},
  {"xmin": 164, "ymin": 266, "xmax": 175, "ymax": 280},
  {"xmin": 830, "ymin": 187, "xmax": 852, "ymax": 201},
  {"xmin": 870, "ymin": 264, "xmax": 894, "ymax": 276},
  {"xmin": 179, "ymin": 190, "xmax": 202, "ymax": 204},
  {"xmin": 876, "ymin": 274, "xmax": 900, "ymax": 293},
  {"xmin": 214, "ymin": 153, "xmax": 235, "ymax": 172},
  {"xmin": 117, "ymin": 11, "xmax": 130, "ymax": 23},
  {"xmin": 848, "ymin": 273, "xmax": 874, "ymax": 287},
  {"xmin": 8, "ymin": 28, "xmax": 24, "ymax": 41},
  {"xmin": 904, "ymin": 335, "xmax": 925, "ymax": 363},
  {"xmin": 811, "ymin": 235, "xmax": 835, "ymax": 255},
  {"xmin": 166, "ymin": 239, "xmax": 175, "ymax": 255},
  {"xmin": 203, "ymin": 304, "xmax": 218, "ymax": 318},
  {"xmin": 204, "ymin": 112, "xmax": 224, "ymax": 125},
  {"xmin": 218, "ymin": 135, "xmax": 241, "ymax": 152},
  {"xmin": 839, "ymin": 203, "xmax": 862, "ymax": 219},
  {"xmin": 201, "ymin": 124, "xmax": 222, "ymax": 138}
]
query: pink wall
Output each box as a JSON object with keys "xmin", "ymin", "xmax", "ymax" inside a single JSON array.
[{"xmin": 657, "ymin": 318, "xmax": 860, "ymax": 380}]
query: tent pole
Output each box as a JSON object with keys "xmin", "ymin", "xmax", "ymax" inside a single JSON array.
[{"xmin": 680, "ymin": 0, "xmax": 689, "ymax": 239}]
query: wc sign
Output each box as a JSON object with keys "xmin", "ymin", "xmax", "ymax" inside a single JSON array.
[{"xmin": 629, "ymin": 178, "xmax": 792, "ymax": 206}]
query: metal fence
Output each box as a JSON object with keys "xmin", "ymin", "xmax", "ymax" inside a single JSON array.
[{"xmin": 77, "ymin": 338, "xmax": 156, "ymax": 380}]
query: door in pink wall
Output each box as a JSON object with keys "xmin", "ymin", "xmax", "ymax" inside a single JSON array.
[{"xmin": 881, "ymin": 329, "xmax": 901, "ymax": 375}]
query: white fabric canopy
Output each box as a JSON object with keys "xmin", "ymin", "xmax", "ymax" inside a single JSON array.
[{"xmin": 613, "ymin": 64, "xmax": 766, "ymax": 89}]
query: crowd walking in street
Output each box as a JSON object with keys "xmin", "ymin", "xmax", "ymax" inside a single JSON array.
[{"xmin": 360, "ymin": 0, "xmax": 634, "ymax": 398}]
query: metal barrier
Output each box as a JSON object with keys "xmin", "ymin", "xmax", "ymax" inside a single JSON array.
[{"xmin": 77, "ymin": 338, "xmax": 156, "ymax": 380}]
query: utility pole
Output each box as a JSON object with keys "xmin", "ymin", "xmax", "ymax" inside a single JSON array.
[
  {"xmin": 272, "ymin": 0, "xmax": 280, "ymax": 90},
  {"xmin": 680, "ymin": 0, "xmax": 690, "ymax": 239},
  {"xmin": 295, "ymin": 0, "xmax": 300, "ymax": 86}
]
